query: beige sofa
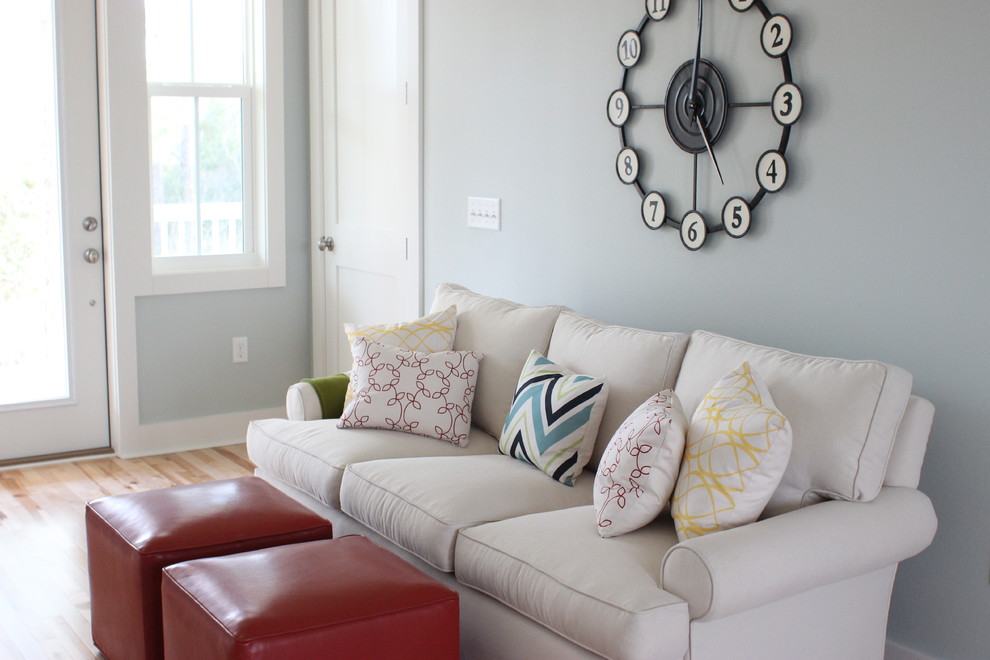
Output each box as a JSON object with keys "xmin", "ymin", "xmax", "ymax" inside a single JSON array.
[{"xmin": 247, "ymin": 283, "xmax": 937, "ymax": 659}]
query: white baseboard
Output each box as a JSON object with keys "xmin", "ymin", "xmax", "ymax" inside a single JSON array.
[
  {"xmin": 886, "ymin": 639, "xmax": 936, "ymax": 660},
  {"xmin": 113, "ymin": 406, "xmax": 284, "ymax": 458}
]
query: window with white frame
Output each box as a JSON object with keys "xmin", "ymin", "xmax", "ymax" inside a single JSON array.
[{"xmin": 142, "ymin": 0, "xmax": 283, "ymax": 284}]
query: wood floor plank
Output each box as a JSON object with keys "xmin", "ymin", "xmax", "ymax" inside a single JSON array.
[{"xmin": 0, "ymin": 444, "xmax": 253, "ymax": 659}]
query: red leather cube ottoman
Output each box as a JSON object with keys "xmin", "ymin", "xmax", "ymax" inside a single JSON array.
[
  {"xmin": 161, "ymin": 536, "xmax": 459, "ymax": 659},
  {"xmin": 86, "ymin": 476, "xmax": 333, "ymax": 660}
]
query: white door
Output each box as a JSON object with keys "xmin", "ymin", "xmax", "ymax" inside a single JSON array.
[
  {"xmin": 310, "ymin": 0, "xmax": 422, "ymax": 375},
  {"xmin": 0, "ymin": 0, "xmax": 110, "ymax": 461}
]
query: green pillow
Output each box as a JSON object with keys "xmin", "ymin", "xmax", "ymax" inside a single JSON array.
[{"xmin": 301, "ymin": 373, "xmax": 350, "ymax": 419}]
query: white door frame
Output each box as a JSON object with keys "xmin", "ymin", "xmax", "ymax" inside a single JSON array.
[{"xmin": 308, "ymin": 0, "xmax": 423, "ymax": 376}]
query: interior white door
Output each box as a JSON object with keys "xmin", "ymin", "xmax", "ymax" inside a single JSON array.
[
  {"xmin": 0, "ymin": 0, "xmax": 110, "ymax": 461},
  {"xmin": 311, "ymin": 0, "xmax": 422, "ymax": 375}
]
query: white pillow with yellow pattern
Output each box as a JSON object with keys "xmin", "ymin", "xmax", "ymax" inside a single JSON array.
[
  {"xmin": 671, "ymin": 362, "xmax": 792, "ymax": 541},
  {"xmin": 342, "ymin": 306, "xmax": 458, "ymax": 403}
]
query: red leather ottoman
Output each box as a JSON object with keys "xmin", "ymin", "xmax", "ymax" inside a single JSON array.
[
  {"xmin": 86, "ymin": 476, "xmax": 333, "ymax": 660},
  {"xmin": 161, "ymin": 536, "xmax": 459, "ymax": 659}
]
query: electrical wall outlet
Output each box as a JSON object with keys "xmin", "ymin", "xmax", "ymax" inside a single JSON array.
[
  {"xmin": 467, "ymin": 196, "xmax": 501, "ymax": 230},
  {"xmin": 232, "ymin": 337, "xmax": 248, "ymax": 363}
]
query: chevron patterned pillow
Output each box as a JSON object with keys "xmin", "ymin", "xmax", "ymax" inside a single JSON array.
[{"xmin": 499, "ymin": 351, "xmax": 609, "ymax": 486}]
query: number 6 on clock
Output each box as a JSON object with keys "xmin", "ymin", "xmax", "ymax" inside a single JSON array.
[{"xmin": 680, "ymin": 211, "xmax": 707, "ymax": 251}]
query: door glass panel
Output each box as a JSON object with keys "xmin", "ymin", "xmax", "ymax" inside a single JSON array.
[{"xmin": 0, "ymin": 1, "xmax": 70, "ymax": 407}]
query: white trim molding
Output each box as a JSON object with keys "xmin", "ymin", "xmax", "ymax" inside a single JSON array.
[
  {"xmin": 885, "ymin": 640, "xmax": 937, "ymax": 660},
  {"xmin": 97, "ymin": 0, "xmax": 288, "ymax": 457}
]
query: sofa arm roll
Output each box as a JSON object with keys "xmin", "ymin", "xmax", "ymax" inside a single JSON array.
[
  {"xmin": 286, "ymin": 373, "xmax": 350, "ymax": 420},
  {"xmin": 286, "ymin": 382, "xmax": 323, "ymax": 420},
  {"xmin": 660, "ymin": 486, "xmax": 937, "ymax": 621}
]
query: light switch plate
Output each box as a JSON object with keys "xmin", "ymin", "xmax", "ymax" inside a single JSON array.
[
  {"xmin": 467, "ymin": 197, "xmax": 501, "ymax": 230},
  {"xmin": 232, "ymin": 337, "xmax": 248, "ymax": 363}
]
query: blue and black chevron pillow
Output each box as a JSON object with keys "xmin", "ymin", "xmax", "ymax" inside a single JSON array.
[{"xmin": 498, "ymin": 350, "xmax": 609, "ymax": 486}]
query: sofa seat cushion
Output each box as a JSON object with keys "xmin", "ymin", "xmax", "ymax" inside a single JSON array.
[
  {"xmin": 246, "ymin": 418, "xmax": 499, "ymax": 509},
  {"xmin": 339, "ymin": 455, "xmax": 594, "ymax": 572},
  {"xmin": 674, "ymin": 331, "xmax": 914, "ymax": 515},
  {"xmin": 455, "ymin": 506, "xmax": 689, "ymax": 660}
]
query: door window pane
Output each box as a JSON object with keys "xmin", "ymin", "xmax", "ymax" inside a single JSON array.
[{"xmin": 0, "ymin": 1, "xmax": 70, "ymax": 405}]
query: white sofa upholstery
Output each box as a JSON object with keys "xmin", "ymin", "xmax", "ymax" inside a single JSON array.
[{"xmin": 246, "ymin": 283, "xmax": 937, "ymax": 660}]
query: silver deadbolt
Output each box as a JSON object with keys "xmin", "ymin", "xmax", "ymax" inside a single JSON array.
[
  {"xmin": 83, "ymin": 248, "xmax": 101, "ymax": 264},
  {"xmin": 318, "ymin": 236, "xmax": 335, "ymax": 252},
  {"xmin": 82, "ymin": 216, "xmax": 99, "ymax": 232}
]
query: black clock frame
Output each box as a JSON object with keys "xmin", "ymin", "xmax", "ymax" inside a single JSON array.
[{"xmin": 611, "ymin": 0, "xmax": 800, "ymax": 249}]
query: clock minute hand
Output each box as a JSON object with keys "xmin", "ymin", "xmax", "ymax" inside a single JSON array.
[
  {"xmin": 696, "ymin": 115, "xmax": 725, "ymax": 185},
  {"xmin": 689, "ymin": 0, "xmax": 703, "ymax": 111}
]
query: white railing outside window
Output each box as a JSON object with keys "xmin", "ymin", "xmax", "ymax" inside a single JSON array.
[{"xmin": 151, "ymin": 202, "xmax": 244, "ymax": 257}]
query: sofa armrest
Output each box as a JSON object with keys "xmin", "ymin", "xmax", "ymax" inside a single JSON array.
[
  {"xmin": 286, "ymin": 383, "xmax": 322, "ymax": 420},
  {"xmin": 286, "ymin": 374, "xmax": 349, "ymax": 421},
  {"xmin": 660, "ymin": 486, "xmax": 937, "ymax": 621}
]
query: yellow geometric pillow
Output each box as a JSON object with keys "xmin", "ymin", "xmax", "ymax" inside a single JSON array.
[
  {"xmin": 342, "ymin": 305, "xmax": 458, "ymax": 402},
  {"xmin": 671, "ymin": 362, "xmax": 792, "ymax": 541}
]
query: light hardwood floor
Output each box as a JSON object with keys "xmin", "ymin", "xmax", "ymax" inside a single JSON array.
[{"xmin": 0, "ymin": 444, "xmax": 254, "ymax": 659}]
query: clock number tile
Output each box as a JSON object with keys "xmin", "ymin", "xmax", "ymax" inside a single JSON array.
[
  {"xmin": 641, "ymin": 191, "xmax": 666, "ymax": 230},
  {"xmin": 772, "ymin": 82, "xmax": 803, "ymax": 126},
  {"xmin": 616, "ymin": 147, "xmax": 640, "ymax": 185},
  {"xmin": 680, "ymin": 211, "xmax": 707, "ymax": 251},
  {"xmin": 608, "ymin": 89, "xmax": 631, "ymax": 127},
  {"xmin": 722, "ymin": 197, "xmax": 752, "ymax": 238},
  {"xmin": 646, "ymin": 0, "xmax": 670, "ymax": 21},
  {"xmin": 761, "ymin": 15, "xmax": 792, "ymax": 58},
  {"xmin": 757, "ymin": 150, "xmax": 788, "ymax": 193},
  {"xmin": 729, "ymin": 0, "xmax": 756, "ymax": 12},
  {"xmin": 618, "ymin": 30, "xmax": 642, "ymax": 68}
]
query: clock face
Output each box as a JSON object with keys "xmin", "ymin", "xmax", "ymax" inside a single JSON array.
[{"xmin": 609, "ymin": 0, "xmax": 803, "ymax": 250}]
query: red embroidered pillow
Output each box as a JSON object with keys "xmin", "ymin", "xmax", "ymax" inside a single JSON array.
[
  {"xmin": 337, "ymin": 338, "xmax": 484, "ymax": 446},
  {"xmin": 594, "ymin": 391, "xmax": 688, "ymax": 537}
]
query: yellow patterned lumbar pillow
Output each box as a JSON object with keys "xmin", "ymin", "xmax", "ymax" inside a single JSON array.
[
  {"xmin": 342, "ymin": 305, "xmax": 458, "ymax": 402},
  {"xmin": 671, "ymin": 361, "xmax": 792, "ymax": 541}
]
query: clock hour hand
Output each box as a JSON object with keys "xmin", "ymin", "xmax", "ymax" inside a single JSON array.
[{"xmin": 696, "ymin": 115, "xmax": 725, "ymax": 185}]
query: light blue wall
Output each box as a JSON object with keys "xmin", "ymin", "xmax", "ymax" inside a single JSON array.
[
  {"xmin": 136, "ymin": 0, "xmax": 311, "ymax": 424},
  {"xmin": 423, "ymin": 1, "xmax": 990, "ymax": 658}
]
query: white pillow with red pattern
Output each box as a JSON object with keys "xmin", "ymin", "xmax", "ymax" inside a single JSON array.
[
  {"xmin": 594, "ymin": 391, "xmax": 688, "ymax": 537},
  {"xmin": 338, "ymin": 338, "xmax": 483, "ymax": 447}
]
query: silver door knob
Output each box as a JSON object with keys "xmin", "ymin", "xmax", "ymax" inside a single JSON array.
[
  {"xmin": 82, "ymin": 216, "xmax": 99, "ymax": 232},
  {"xmin": 318, "ymin": 236, "xmax": 335, "ymax": 252},
  {"xmin": 83, "ymin": 248, "xmax": 100, "ymax": 264}
]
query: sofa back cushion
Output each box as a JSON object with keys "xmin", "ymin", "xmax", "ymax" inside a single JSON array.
[
  {"xmin": 883, "ymin": 395, "xmax": 935, "ymax": 489},
  {"xmin": 674, "ymin": 331, "xmax": 913, "ymax": 515},
  {"xmin": 430, "ymin": 283, "xmax": 559, "ymax": 438},
  {"xmin": 546, "ymin": 310, "xmax": 689, "ymax": 468}
]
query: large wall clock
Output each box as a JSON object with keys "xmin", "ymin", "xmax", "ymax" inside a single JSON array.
[{"xmin": 609, "ymin": 0, "xmax": 803, "ymax": 250}]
